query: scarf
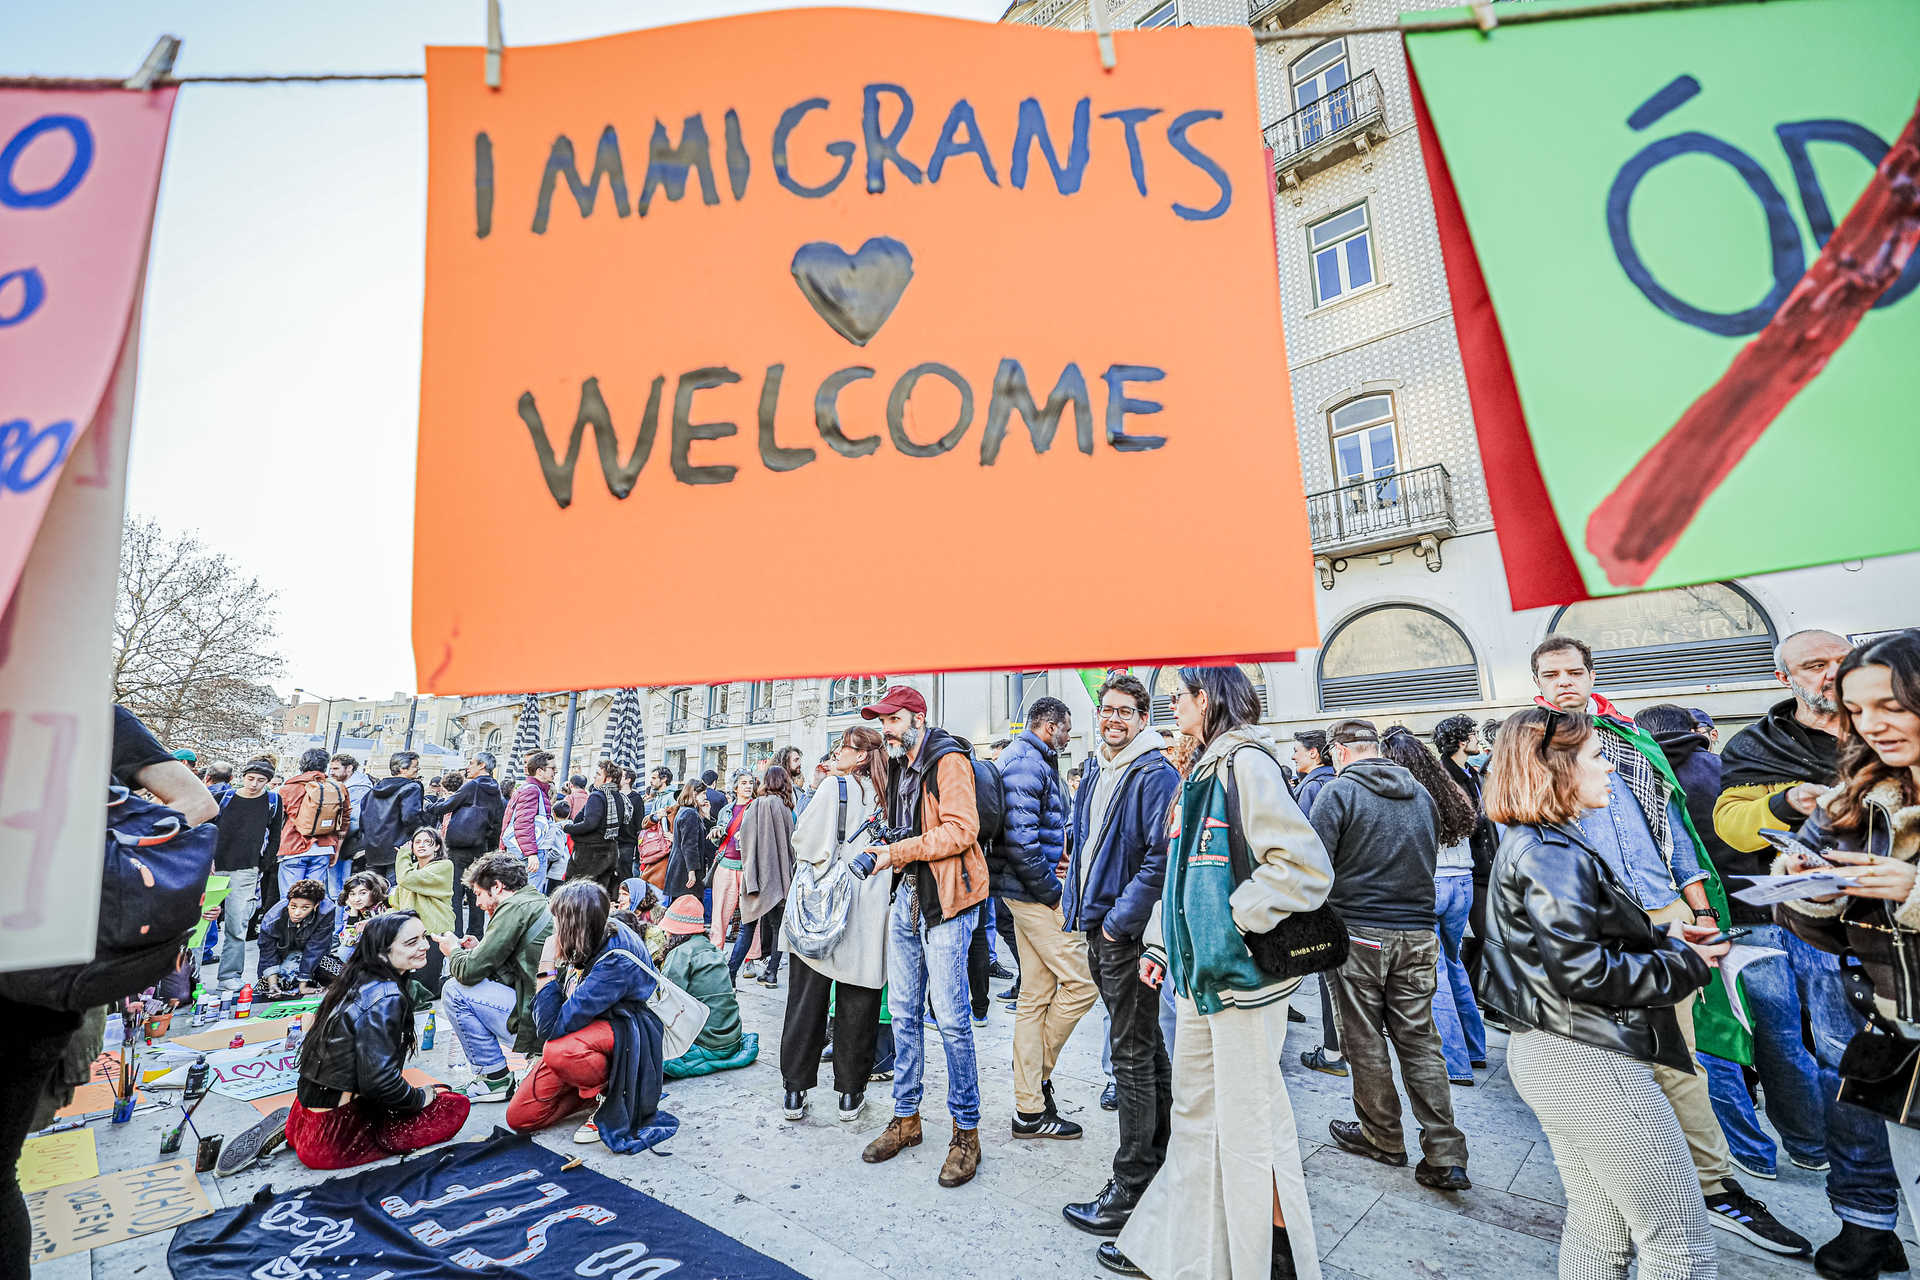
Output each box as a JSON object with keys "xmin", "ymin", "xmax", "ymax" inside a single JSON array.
[
  {"xmin": 600, "ymin": 784, "xmax": 627, "ymax": 843},
  {"xmin": 1722, "ymin": 696, "xmax": 1840, "ymax": 788}
]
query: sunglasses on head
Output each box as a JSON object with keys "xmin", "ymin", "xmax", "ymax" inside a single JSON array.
[{"xmin": 1537, "ymin": 706, "xmax": 1573, "ymax": 759}]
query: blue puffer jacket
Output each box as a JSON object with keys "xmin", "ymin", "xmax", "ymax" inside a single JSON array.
[
  {"xmin": 1293, "ymin": 765, "xmax": 1337, "ymax": 817},
  {"xmin": 991, "ymin": 729, "xmax": 1066, "ymax": 905},
  {"xmin": 1062, "ymin": 736, "xmax": 1180, "ymax": 941}
]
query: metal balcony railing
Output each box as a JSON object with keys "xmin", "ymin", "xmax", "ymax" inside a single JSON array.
[
  {"xmin": 706, "ymin": 711, "xmax": 735, "ymax": 730},
  {"xmin": 1247, "ymin": 0, "xmax": 1337, "ymax": 27},
  {"xmin": 829, "ymin": 679, "xmax": 887, "ymax": 715},
  {"xmin": 666, "ymin": 713, "xmax": 693, "ymax": 734},
  {"xmin": 1306, "ymin": 463, "xmax": 1455, "ymax": 555},
  {"xmin": 748, "ymin": 704, "xmax": 774, "ymax": 725},
  {"xmin": 1263, "ymin": 71, "xmax": 1386, "ymax": 175}
]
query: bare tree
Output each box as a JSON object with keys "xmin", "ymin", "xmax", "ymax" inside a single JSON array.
[{"xmin": 113, "ymin": 517, "xmax": 285, "ymax": 759}]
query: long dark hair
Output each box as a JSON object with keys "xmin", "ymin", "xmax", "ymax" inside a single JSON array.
[
  {"xmin": 303, "ymin": 911, "xmax": 423, "ymax": 1068},
  {"xmin": 1178, "ymin": 665, "xmax": 1261, "ymax": 746},
  {"xmin": 1381, "ymin": 726, "xmax": 1478, "ymax": 847},
  {"xmin": 550, "ymin": 880, "xmax": 614, "ymax": 969},
  {"xmin": 1829, "ymin": 629, "xmax": 1920, "ymax": 833},
  {"xmin": 761, "ymin": 764, "xmax": 796, "ymax": 810},
  {"xmin": 840, "ymin": 725, "xmax": 889, "ymax": 813}
]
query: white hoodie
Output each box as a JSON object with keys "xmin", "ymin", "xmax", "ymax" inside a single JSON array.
[{"xmin": 1079, "ymin": 728, "xmax": 1169, "ymax": 892}]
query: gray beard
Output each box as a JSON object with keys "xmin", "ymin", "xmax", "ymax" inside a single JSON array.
[
  {"xmin": 886, "ymin": 726, "xmax": 924, "ymax": 761},
  {"xmin": 1790, "ymin": 678, "xmax": 1838, "ymax": 715}
]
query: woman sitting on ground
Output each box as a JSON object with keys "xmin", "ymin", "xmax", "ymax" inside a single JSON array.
[
  {"xmin": 392, "ymin": 827, "xmax": 455, "ymax": 996},
  {"xmin": 657, "ymin": 893, "xmax": 755, "ymax": 1077},
  {"xmin": 615, "ymin": 876, "xmax": 669, "ymax": 965},
  {"xmin": 506, "ymin": 880, "xmax": 675, "ymax": 1152},
  {"xmin": 268, "ymin": 911, "xmax": 470, "ymax": 1172}
]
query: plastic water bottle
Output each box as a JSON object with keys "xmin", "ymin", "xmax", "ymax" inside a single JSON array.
[
  {"xmin": 284, "ymin": 1019, "xmax": 303, "ymax": 1056},
  {"xmin": 236, "ymin": 984, "xmax": 253, "ymax": 1019},
  {"xmin": 422, "ymin": 1010, "xmax": 436, "ymax": 1051}
]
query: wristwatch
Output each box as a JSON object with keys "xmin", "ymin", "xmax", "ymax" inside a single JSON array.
[{"xmin": 1693, "ymin": 908, "xmax": 1718, "ymax": 920}]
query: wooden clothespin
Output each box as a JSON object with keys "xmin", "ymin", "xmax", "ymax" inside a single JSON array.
[
  {"xmin": 1088, "ymin": 0, "xmax": 1117, "ymax": 71},
  {"xmin": 485, "ymin": 0, "xmax": 505, "ymax": 89},
  {"xmin": 1470, "ymin": 0, "xmax": 1499, "ymax": 34},
  {"xmin": 124, "ymin": 35, "xmax": 181, "ymax": 90}
]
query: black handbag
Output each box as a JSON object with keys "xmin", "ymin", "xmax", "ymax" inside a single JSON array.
[
  {"xmin": 1837, "ymin": 954, "xmax": 1920, "ymax": 1129},
  {"xmin": 1223, "ymin": 749, "xmax": 1349, "ymax": 981}
]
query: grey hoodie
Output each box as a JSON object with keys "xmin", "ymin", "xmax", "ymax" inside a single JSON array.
[{"xmin": 1307, "ymin": 755, "xmax": 1441, "ymax": 930}]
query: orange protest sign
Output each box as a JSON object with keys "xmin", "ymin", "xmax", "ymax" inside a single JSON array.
[{"xmin": 417, "ymin": 10, "xmax": 1312, "ymax": 692}]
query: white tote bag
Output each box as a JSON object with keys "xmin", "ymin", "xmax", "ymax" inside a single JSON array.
[{"xmin": 646, "ymin": 970, "xmax": 710, "ymax": 1059}]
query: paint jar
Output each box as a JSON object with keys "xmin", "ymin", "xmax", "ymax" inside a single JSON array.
[{"xmin": 195, "ymin": 1135, "xmax": 223, "ymax": 1173}]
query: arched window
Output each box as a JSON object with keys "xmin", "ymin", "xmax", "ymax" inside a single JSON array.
[
  {"xmin": 1318, "ymin": 605, "xmax": 1479, "ymax": 711},
  {"xmin": 830, "ymin": 676, "xmax": 888, "ymax": 714},
  {"xmin": 1150, "ymin": 664, "xmax": 1269, "ymax": 725},
  {"xmin": 1549, "ymin": 583, "xmax": 1776, "ymax": 690},
  {"xmin": 483, "ymin": 728, "xmax": 503, "ymax": 752}
]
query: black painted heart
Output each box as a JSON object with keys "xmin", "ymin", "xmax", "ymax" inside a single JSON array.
[{"xmin": 789, "ymin": 237, "xmax": 915, "ymax": 348}]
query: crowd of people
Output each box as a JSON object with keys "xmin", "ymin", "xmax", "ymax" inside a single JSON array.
[{"xmin": 11, "ymin": 625, "xmax": 1920, "ymax": 1280}]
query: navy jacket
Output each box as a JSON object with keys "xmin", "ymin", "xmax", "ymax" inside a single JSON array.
[
  {"xmin": 257, "ymin": 897, "xmax": 337, "ymax": 978},
  {"xmin": 359, "ymin": 776, "xmax": 426, "ymax": 868},
  {"xmin": 532, "ymin": 922, "xmax": 669, "ymax": 1153},
  {"xmin": 1062, "ymin": 746, "xmax": 1180, "ymax": 940},
  {"xmin": 424, "ymin": 774, "xmax": 504, "ymax": 853},
  {"xmin": 1293, "ymin": 765, "xmax": 1337, "ymax": 817},
  {"xmin": 992, "ymin": 730, "xmax": 1066, "ymax": 905}
]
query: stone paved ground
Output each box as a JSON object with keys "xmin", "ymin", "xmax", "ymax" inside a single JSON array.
[{"xmin": 38, "ymin": 970, "xmax": 1899, "ymax": 1278}]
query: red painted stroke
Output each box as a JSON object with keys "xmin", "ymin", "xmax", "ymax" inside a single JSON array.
[{"xmin": 1587, "ymin": 96, "xmax": 1920, "ymax": 586}]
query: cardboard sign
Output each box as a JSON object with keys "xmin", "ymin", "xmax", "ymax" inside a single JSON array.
[
  {"xmin": 0, "ymin": 88, "xmax": 174, "ymax": 971},
  {"xmin": 28, "ymin": 1158, "xmax": 210, "ymax": 1263},
  {"xmin": 17, "ymin": 1128, "xmax": 98, "ymax": 1194},
  {"xmin": 169, "ymin": 1015, "xmax": 297, "ymax": 1053},
  {"xmin": 1408, "ymin": 0, "xmax": 1920, "ymax": 604},
  {"xmin": 205, "ymin": 1041, "xmax": 302, "ymax": 1101},
  {"xmin": 417, "ymin": 11, "xmax": 1312, "ymax": 692}
]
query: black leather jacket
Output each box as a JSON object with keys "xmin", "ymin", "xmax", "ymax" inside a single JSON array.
[
  {"xmin": 1476, "ymin": 821, "xmax": 1709, "ymax": 1072},
  {"xmin": 296, "ymin": 978, "xmax": 429, "ymax": 1112}
]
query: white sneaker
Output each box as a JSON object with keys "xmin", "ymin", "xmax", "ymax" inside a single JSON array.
[
  {"xmin": 460, "ymin": 1074, "xmax": 515, "ymax": 1104},
  {"xmin": 572, "ymin": 1110, "xmax": 602, "ymax": 1145}
]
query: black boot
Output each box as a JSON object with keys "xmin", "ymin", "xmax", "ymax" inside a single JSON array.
[
  {"xmin": 1063, "ymin": 1179, "xmax": 1139, "ymax": 1236},
  {"xmin": 1273, "ymin": 1225, "xmax": 1297, "ymax": 1280},
  {"xmin": 1814, "ymin": 1221, "xmax": 1910, "ymax": 1279}
]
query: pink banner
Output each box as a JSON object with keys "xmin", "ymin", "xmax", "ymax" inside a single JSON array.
[{"xmin": 0, "ymin": 88, "xmax": 175, "ymax": 609}]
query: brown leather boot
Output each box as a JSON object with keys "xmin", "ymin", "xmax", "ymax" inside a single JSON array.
[
  {"xmin": 938, "ymin": 1124, "xmax": 981, "ymax": 1187},
  {"xmin": 861, "ymin": 1113, "xmax": 922, "ymax": 1163}
]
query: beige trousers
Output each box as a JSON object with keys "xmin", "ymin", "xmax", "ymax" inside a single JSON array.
[
  {"xmin": 1005, "ymin": 897, "xmax": 1099, "ymax": 1114},
  {"xmin": 1645, "ymin": 897, "xmax": 1731, "ymax": 1196}
]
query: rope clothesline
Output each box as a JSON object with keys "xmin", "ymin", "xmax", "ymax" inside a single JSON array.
[{"xmin": 0, "ymin": 0, "xmax": 1786, "ymax": 90}]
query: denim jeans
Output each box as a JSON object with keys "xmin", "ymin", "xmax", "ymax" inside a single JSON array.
[
  {"xmin": 727, "ymin": 902, "xmax": 785, "ymax": 983},
  {"xmin": 442, "ymin": 977, "xmax": 517, "ymax": 1076},
  {"xmin": 1431, "ymin": 874, "xmax": 1487, "ymax": 1079},
  {"xmin": 279, "ymin": 852, "xmax": 332, "ymax": 898},
  {"xmin": 886, "ymin": 888, "xmax": 981, "ymax": 1128},
  {"xmin": 1782, "ymin": 928, "xmax": 1899, "ymax": 1229},
  {"xmin": 324, "ymin": 852, "xmax": 350, "ymax": 900},
  {"xmin": 1700, "ymin": 924, "xmax": 1826, "ymax": 1174},
  {"xmin": 218, "ymin": 868, "xmax": 262, "ymax": 985}
]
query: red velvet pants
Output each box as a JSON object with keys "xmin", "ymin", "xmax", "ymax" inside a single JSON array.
[
  {"xmin": 287, "ymin": 1090, "xmax": 471, "ymax": 1171},
  {"xmin": 506, "ymin": 1019, "xmax": 615, "ymax": 1133}
]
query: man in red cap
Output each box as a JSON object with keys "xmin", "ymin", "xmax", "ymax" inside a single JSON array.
[{"xmin": 856, "ymin": 685, "xmax": 990, "ymax": 1188}]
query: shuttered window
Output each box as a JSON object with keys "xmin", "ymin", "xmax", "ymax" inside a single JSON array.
[
  {"xmin": 1318, "ymin": 605, "xmax": 1480, "ymax": 712},
  {"xmin": 1151, "ymin": 665, "xmax": 1269, "ymax": 725},
  {"xmin": 1551, "ymin": 583, "xmax": 1776, "ymax": 691}
]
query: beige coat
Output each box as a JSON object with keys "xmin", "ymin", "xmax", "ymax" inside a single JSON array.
[{"xmin": 784, "ymin": 774, "xmax": 890, "ymax": 989}]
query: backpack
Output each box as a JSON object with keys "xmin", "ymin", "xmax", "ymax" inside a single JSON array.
[
  {"xmin": 294, "ymin": 777, "xmax": 349, "ymax": 839},
  {"xmin": 0, "ymin": 786, "xmax": 216, "ymax": 1010},
  {"xmin": 925, "ymin": 737, "xmax": 1005, "ymax": 850}
]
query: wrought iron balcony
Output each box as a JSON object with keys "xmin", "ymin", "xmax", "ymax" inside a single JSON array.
[
  {"xmin": 748, "ymin": 704, "xmax": 774, "ymax": 725},
  {"xmin": 1247, "ymin": 0, "xmax": 1338, "ymax": 29},
  {"xmin": 1263, "ymin": 71, "xmax": 1388, "ymax": 186},
  {"xmin": 705, "ymin": 711, "xmax": 735, "ymax": 730},
  {"xmin": 666, "ymin": 713, "xmax": 693, "ymax": 734},
  {"xmin": 1306, "ymin": 463, "xmax": 1456, "ymax": 563}
]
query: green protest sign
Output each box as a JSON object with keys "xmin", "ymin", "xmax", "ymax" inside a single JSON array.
[{"xmin": 1408, "ymin": 0, "xmax": 1920, "ymax": 594}]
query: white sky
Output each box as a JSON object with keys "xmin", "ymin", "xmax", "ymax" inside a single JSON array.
[{"xmin": 4, "ymin": 1, "xmax": 1007, "ymax": 701}]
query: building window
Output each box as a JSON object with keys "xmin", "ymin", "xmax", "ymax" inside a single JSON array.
[
  {"xmin": 1549, "ymin": 583, "xmax": 1776, "ymax": 690},
  {"xmin": 484, "ymin": 728, "xmax": 503, "ymax": 752},
  {"xmin": 1318, "ymin": 605, "xmax": 1480, "ymax": 711},
  {"xmin": 707, "ymin": 684, "xmax": 734, "ymax": 727},
  {"xmin": 830, "ymin": 675, "xmax": 888, "ymax": 714},
  {"xmin": 667, "ymin": 688, "xmax": 693, "ymax": 733},
  {"xmin": 748, "ymin": 681, "xmax": 774, "ymax": 724},
  {"xmin": 1309, "ymin": 203, "xmax": 1375, "ymax": 305},
  {"xmin": 1136, "ymin": 1, "xmax": 1178, "ymax": 28},
  {"xmin": 702, "ymin": 743, "xmax": 729, "ymax": 778},
  {"xmin": 746, "ymin": 740, "xmax": 774, "ymax": 773},
  {"xmin": 1291, "ymin": 39, "xmax": 1354, "ymax": 146},
  {"xmin": 1007, "ymin": 671, "xmax": 1047, "ymax": 727},
  {"xmin": 1150, "ymin": 664, "xmax": 1268, "ymax": 725},
  {"xmin": 664, "ymin": 748, "xmax": 686, "ymax": 781}
]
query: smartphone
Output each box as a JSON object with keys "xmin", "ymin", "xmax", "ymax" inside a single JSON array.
[
  {"xmin": 1694, "ymin": 927, "xmax": 1754, "ymax": 947},
  {"xmin": 1757, "ymin": 827, "xmax": 1829, "ymax": 865}
]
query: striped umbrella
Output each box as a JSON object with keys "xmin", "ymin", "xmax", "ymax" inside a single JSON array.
[
  {"xmin": 600, "ymin": 686, "xmax": 645, "ymax": 775},
  {"xmin": 504, "ymin": 693, "xmax": 541, "ymax": 782}
]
